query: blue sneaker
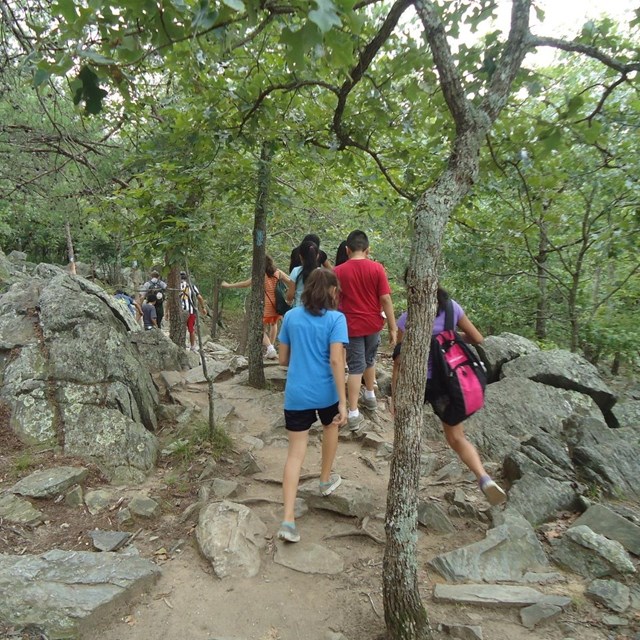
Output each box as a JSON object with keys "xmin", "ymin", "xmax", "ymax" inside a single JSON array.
[
  {"xmin": 277, "ymin": 522, "xmax": 300, "ymax": 543},
  {"xmin": 319, "ymin": 473, "xmax": 342, "ymax": 497}
]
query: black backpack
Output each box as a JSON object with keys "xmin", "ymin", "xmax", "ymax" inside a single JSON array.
[
  {"xmin": 429, "ymin": 300, "xmax": 487, "ymax": 424},
  {"xmin": 147, "ymin": 280, "xmax": 164, "ymax": 305},
  {"xmin": 275, "ymin": 279, "xmax": 292, "ymax": 316}
]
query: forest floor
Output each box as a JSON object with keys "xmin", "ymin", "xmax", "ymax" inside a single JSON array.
[{"xmin": 0, "ymin": 315, "xmax": 634, "ymax": 640}]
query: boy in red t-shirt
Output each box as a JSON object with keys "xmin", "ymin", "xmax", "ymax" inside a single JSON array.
[{"xmin": 334, "ymin": 230, "xmax": 397, "ymax": 430}]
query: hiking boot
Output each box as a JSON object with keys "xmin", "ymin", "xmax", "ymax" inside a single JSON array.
[
  {"xmin": 347, "ymin": 413, "xmax": 365, "ymax": 431},
  {"xmin": 319, "ymin": 473, "xmax": 342, "ymax": 497},
  {"xmin": 480, "ymin": 477, "xmax": 507, "ymax": 506},
  {"xmin": 277, "ymin": 522, "xmax": 300, "ymax": 543}
]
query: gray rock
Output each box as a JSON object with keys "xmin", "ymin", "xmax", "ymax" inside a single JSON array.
[
  {"xmin": 476, "ymin": 332, "xmax": 540, "ymax": 382},
  {"xmin": 0, "ymin": 273, "xmax": 163, "ymax": 481},
  {"xmin": 569, "ymin": 419, "xmax": 640, "ymax": 499},
  {"xmin": 586, "ymin": 579, "xmax": 631, "ymax": 613},
  {"xmin": 274, "ymin": 542, "xmax": 343, "ymax": 574},
  {"xmin": 88, "ymin": 530, "xmax": 131, "ymax": 552},
  {"xmin": 439, "ymin": 623, "xmax": 483, "ymax": 640},
  {"xmin": 519, "ymin": 602, "xmax": 562, "ymax": 629},
  {"xmin": 204, "ymin": 479, "xmax": 243, "ymax": 500},
  {"xmin": 65, "ymin": 485, "xmax": 84, "ymax": 507},
  {"xmin": 417, "ymin": 501, "xmax": 456, "ymax": 534},
  {"xmin": 195, "ymin": 501, "xmax": 267, "ymax": 578},
  {"xmin": 612, "ymin": 400, "xmax": 640, "ymax": 429},
  {"xmin": 240, "ymin": 452, "xmax": 263, "ymax": 476},
  {"xmin": 298, "ymin": 479, "xmax": 376, "ymax": 519},
  {"xmin": 8, "ymin": 250, "xmax": 28, "ymax": 263},
  {"xmin": 433, "ymin": 584, "xmax": 547, "ymax": 607},
  {"xmin": 464, "ymin": 377, "xmax": 603, "ymax": 461},
  {"xmin": 573, "ymin": 504, "xmax": 640, "ymax": 556},
  {"xmin": 601, "ymin": 614, "xmax": 628, "ymax": 627},
  {"xmin": 85, "ymin": 489, "xmax": 114, "ymax": 515},
  {"xmin": 0, "ymin": 549, "xmax": 160, "ymax": 638},
  {"xmin": 116, "ymin": 508, "xmax": 133, "ymax": 526},
  {"xmin": 242, "ymin": 435, "xmax": 264, "ymax": 451},
  {"xmin": 507, "ymin": 473, "xmax": 579, "ymax": 526},
  {"xmin": 420, "ymin": 452, "xmax": 438, "ymax": 477},
  {"xmin": 428, "ymin": 520, "xmax": 550, "ymax": 583},
  {"xmin": 501, "ymin": 349, "xmax": 617, "ymax": 426},
  {"xmin": 362, "ymin": 433, "xmax": 386, "ymax": 449},
  {"xmin": 552, "ymin": 525, "xmax": 636, "ymax": 578},
  {"xmin": 128, "ymin": 494, "xmax": 161, "ymax": 518},
  {"xmin": 128, "ymin": 329, "xmax": 189, "ymax": 373},
  {"xmin": 11, "ymin": 466, "xmax": 88, "ymax": 499},
  {"xmin": 0, "ymin": 492, "xmax": 44, "ymax": 525},
  {"xmin": 433, "ymin": 459, "xmax": 465, "ymax": 483}
]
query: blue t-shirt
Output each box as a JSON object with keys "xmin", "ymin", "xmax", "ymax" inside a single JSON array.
[
  {"xmin": 279, "ymin": 307, "xmax": 348, "ymax": 410},
  {"xmin": 289, "ymin": 266, "xmax": 305, "ymax": 307}
]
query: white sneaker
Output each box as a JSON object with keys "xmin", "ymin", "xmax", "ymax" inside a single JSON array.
[{"xmin": 265, "ymin": 346, "xmax": 277, "ymax": 359}]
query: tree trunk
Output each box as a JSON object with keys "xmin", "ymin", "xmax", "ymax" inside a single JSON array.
[
  {"xmin": 247, "ymin": 141, "xmax": 273, "ymax": 389},
  {"xmin": 65, "ymin": 220, "xmax": 76, "ymax": 275},
  {"xmin": 535, "ymin": 220, "xmax": 548, "ymax": 339},
  {"xmin": 210, "ymin": 276, "xmax": 222, "ymax": 339},
  {"xmin": 167, "ymin": 265, "xmax": 184, "ymax": 348}
]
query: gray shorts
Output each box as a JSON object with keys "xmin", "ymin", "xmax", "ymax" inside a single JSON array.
[{"xmin": 346, "ymin": 333, "xmax": 381, "ymax": 375}]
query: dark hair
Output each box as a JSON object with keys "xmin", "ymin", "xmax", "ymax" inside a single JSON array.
[
  {"xmin": 146, "ymin": 292, "xmax": 157, "ymax": 304},
  {"xmin": 302, "ymin": 234, "xmax": 320, "ymax": 247},
  {"xmin": 301, "ymin": 268, "xmax": 339, "ymax": 315},
  {"xmin": 299, "ymin": 240, "xmax": 318, "ymax": 284},
  {"xmin": 150, "ymin": 270, "xmax": 160, "ymax": 278},
  {"xmin": 265, "ymin": 255, "xmax": 276, "ymax": 278},
  {"xmin": 334, "ymin": 241, "xmax": 348, "ymax": 266},
  {"xmin": 436, "ymin": 287, "xmax": 449, "ymax": 313},
  {"xmin": 346, "ymin": 229, "xmax": 369, "ymax": 252}
]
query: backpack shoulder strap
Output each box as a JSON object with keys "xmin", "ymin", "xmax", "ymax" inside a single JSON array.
[{"xmin": 443, "ymin": 299, "xmax": 455, "ymax": 332}]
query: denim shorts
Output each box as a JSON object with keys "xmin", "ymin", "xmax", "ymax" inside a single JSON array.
[{"xmin": 345, "ymin": 333, "xmax": 381, "ymax": 375}]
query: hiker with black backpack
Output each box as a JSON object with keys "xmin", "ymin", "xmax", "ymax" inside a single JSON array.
[
  {"xmin": 221, "ymin": 255, "xmax": 293, "ymax": 359},
  {"xmin": 390, "ymin": 287, "xmax": 506, "ymax": 506},
  {"xmin": 139, "ymin": 270, "xmax": 167, "ymax": 329}
]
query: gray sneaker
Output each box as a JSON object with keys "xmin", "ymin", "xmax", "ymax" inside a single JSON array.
[
  {"xmin": 319, "ymin": 473, "xmax": 342, "ymax": 496},
  {"xmin": 347, "ymin": 413, "xmax": 365, "ymax": 431},
  {"xmin": 362, "ymin": 395, "xmax": 377, "ymax": 410},
  {"xmin": 277, "ymin": 522, "xmax": 300, "ymax": 543}
]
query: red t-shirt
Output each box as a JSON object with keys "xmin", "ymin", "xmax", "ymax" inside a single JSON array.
[{"xmin": 334, "ymin": 258, "xmax": 391, "ymax": 337}]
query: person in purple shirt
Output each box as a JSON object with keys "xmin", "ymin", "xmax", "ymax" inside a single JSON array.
[{"xmin": 391, "ymin": 287, "xmax": 506, "ymax": 506}]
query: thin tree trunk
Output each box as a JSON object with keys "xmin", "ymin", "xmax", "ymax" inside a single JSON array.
[
  {"xmin": 210, "ymin": 276, "xmax": 221, "ymax": 340},
  {"xmin": 247, "ymin": 141, "xmax": 273, "ymax": 389},
  {"xmin": 535, "ymin": 220, "xmax": 548, "ymax": 340},
  {"xmin": 167, "ymin": 265, "xmax": 184, "ymax": 347},
  {"xmin": 65, "ymin": 220, "xmax": 76, "ymax": 275}
]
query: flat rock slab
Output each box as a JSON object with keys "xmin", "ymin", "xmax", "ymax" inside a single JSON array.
[
  {"xmin": 274, "ymin": 542, "xmax": 343, "ymax": 574},
  {"xmin": 520, "ymin": 602, "xmax": 562, "ymax": 629},
  {"xmin": 433, "ymin": 584, "xmax": 549, "ymax": 608},
  {"xmin": 298, "ymin": 479, "xmax": 376, "ymax": 519},
  {"xmin": 88, "ymin": 530, "xmax": 131, "ymax": 552},
  {"xmin": 0, "ymin": 492, "xmax": 44, "ymax": 525},
  {"xmin": 586, "ymin": 579, "xmax": 631, "ymax": 613},
  {"xmin": 573, "ymin": 504, "xmax": 640, "ymax": 556},
  {"xmin": 11, "ymin": 466, "xmax": 88, "ymax": 498},
  {"xmin": 0, "ymin": 549, "xmax": 160, "ymax": 638}
]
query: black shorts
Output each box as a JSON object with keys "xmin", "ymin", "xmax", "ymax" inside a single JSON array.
[{"xmin": 284, "ymin": 403, "xmax": 340, "ymax": 432}]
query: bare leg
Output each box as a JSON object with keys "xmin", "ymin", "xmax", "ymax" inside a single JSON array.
[
  {"xmin": 362, "ymin": 365, "xmax": 376, "ymax": 392},
  {"xmin": 347, "ymin": 372, "xmax": 363, "ymax": 411},
  {"xmin": 282, "ymin": 430, "xmax": 309, "ymax": 523},
  {"xmin": 443, "ymin": 422, "xmax": 487, "ymax": 480},
  {"xmin": 189, "ymin": 331, "xmax": 196, "ymax": 348},
  {"xmin": 268, "ymin": 321, "xmax": 278, "ymax": 345},
  {"xmin": 320, "ymin": 423, "xmax": 339, "ymax": 483}
]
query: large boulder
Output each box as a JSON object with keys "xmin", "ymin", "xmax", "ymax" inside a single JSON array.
[
  {"xmin": 501, "ymin": 349, "xmax": 618, "ymax": 426},
  {"xmin": 463, "ymin": 377, "xmax": 603, "ymax": 460},
  {"xmin": 0, "ymin": 272, "xmax": 188, "ymax": 481},
  {"xmin": 475, "ymin": 332, "xmax": 540, "ymax": 383}
]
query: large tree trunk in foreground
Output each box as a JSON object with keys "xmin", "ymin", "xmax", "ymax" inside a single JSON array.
[
  {"xmin": 167, "ymin": 265, "xmax": 183, "ymax": 348},
  {"xmin": 383, "ymin": 2, "xmax": 532, "ymax": 637},
  {"xmin": 247, "ymin": 141, "xmax": 273, "ymax": 388}
]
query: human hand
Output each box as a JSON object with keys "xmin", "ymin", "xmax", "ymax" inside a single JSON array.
[
  {"xmin": 332, "ymin": 402, "xmax": 348, "ymax": 428},
  {"xmin": 388, "ymin": 327, "xmax": 397, "ymax": 347}
]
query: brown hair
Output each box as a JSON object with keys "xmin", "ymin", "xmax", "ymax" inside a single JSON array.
[
  {"xmin": 265, "ymin": 255, "xmax": 276, "ymax": 278},
  {"xmin": 301, "ymin": 268, "xmax": 339, "ymax": 316}
]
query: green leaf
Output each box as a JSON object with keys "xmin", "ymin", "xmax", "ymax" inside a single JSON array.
[
  {"xmin": 78, "ymin": 48, "xmax": 116, "ymax": 65},
  {"xmin": 222, "ymin": 0, "xmax": 245, "ymax": 11},
  {"xmin": 33, "ymin": 68, "xmax": 50, "ymax": 87},
  {"xmin": 538, "ymin": 127, "xmax": 562, "ymax": 152},
  {"xmin": 52, "ymin": 0, "xmax": 77, "ymax": 22},
  {"xmin": 308, "ymin": 0, "xmax": 342, "ymax": 33},
  {"xmin": 582, "ymin": 121, "xmax": 602, "ymax": 144}
]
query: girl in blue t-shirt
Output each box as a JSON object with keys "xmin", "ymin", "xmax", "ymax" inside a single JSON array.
[{"xmin": 277, "ymin": 268, "xmax": 348, "ymax": 542}]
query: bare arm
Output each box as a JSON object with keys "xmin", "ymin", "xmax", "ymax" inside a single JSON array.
[
  {"xmin": 278, "ymin": 342, "xmax": 290, "ymax": 367},
  {"xmin": 277, "ymin": 270, "xmax": 293, "ymax": 284},
  {"xmin": 457, "ymin": 314, "xmax": 483, "ymax": 345},
  {"xmin": 329, "ymin": 342, "xmax": 347, "ymax": 427},
  {"xmin": 286, "ymin": 278, "xmax": 296, "ymax": 304},
  {"xmin": 380, "ymin": 294, "xmax": 397, "ymax": 346},
  {"xmin": 221, "ymin": 278, "xmax": 251, "ymax": 289}
]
